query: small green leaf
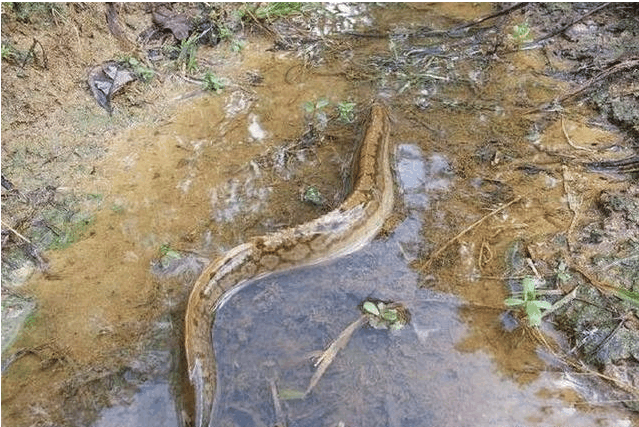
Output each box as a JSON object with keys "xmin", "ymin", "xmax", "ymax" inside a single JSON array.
[
  {"xmin": 534, "ymin": 300, "xmax": 552, "ymax": 310},
  {"xmin": 613, "ymin": 287, "xmax": 639, "ymax": 308},
  {"xmin": 525, "ymin": 302, "xmax": 542, "ymax": 327},
  {"xmin": 278, "ymin": 389, "xmax": 306, "ymax": 400},
  {"xmin": 557, "ymin": 271, "xmax": 572, "ymax": 283},
  {"xmin": 381, "ymin": 309, "xmax": 398, "ymax": 322},
  {"xmin": 362, "ymin": 301, "xmax": 379, "ymax": 316},
  {"xmin": 316, "ymin": 98, "xmax": 329, "ymax": 109},
  {"xmin": 303, "ymin": 101, "xmax": 315, "ymax": 113},
  {"xmin": 522, "ymin": 276, "xmax": 537, "ymax": 299},
  {"xmin": 504, "ymin": 298, "xmax": 525, "ymax": 307}
]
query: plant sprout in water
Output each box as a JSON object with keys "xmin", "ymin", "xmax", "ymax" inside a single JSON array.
[
  {"xmin": 361, "ymin": 299, "xmax": 410, "ymax": 330},
  {"xmin": 504, "ymin": 276, "xmax": 551, "ymax": 327}
]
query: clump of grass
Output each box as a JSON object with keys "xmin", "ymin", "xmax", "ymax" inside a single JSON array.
[
  {"xmin": 504, "ymin": 276, "xmax": 551, "ymax": 327},
  {"xmin": 248, "ymin": 2, "xmax": 304, "ymax": 21},
  {"xmin": 202, "ymin": 71, "xmax": 224, "ymax": 93},
  {"xmin": 176, "ymin": 35, "xmax": 199, "ymax": 73},
  {"xmin": 1, "ymin": 43, "xmax": 17, "ymax": 62},
  {"xmin": 6, "ymin": 2, "xmax": 65, "ymax": 24}
]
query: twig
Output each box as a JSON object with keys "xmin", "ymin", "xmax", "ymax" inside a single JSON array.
[
  {"xmin": 561, "ymin": 165, "xmax": 582, "ymax": 251},
  {"xmin": 589, "ymin": 316, "xmax": 626, "ymax": 358},
  {"xmin": 21, "ymin": 38, "xmax": 48, "ymax": 69},
  {"xmin": 559, "ymin": 58, "xmax": 639, "ymax": 104},
  {"xmin": 423, "ymin": 196, "xmax": 522, "ymax": 268},
  {"xmin": 526, "ymin": 58, "xmax": 639, "ymax": 114},
  {"xmin": 268, "ymin": 379, "xmax": 286, "ymax": 427},
  {"xmin": 532, "ymin": 3, "xmax": 611, "ymax": 44},
  {"xmin": 305, "ymin": 315, "xmax": 366, "ymax": 396},
  {"xmin": 1, "ymin": 219, "xmax": 32, "ymax": 244},
  {"xmin": 561, "ymin": 116, "xmax": 596, "ymax": 152},
  {"xmin": 451, "ymin": 3, "xmax": 529, "ymax": 32},
  {"xmin": 526, "ymin": 258, "xmax": 542, "ymax": 279},
  {"xmin": 542, "ymin": 285, "xmax": 579, "ymax": 317}
]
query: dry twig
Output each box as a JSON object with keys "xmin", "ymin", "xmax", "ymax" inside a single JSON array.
[
  {"xmin": 305, "ymin": 315, "xmax": 366, "ymax": 396},
  {"xmin": 532, "ymin": 3, "xmax": 611, "ymax": 44}
]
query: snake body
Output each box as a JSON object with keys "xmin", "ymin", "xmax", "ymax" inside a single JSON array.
[{"xmin": 185, "ymin": 103, "xmax": 393, "ymax": 427}]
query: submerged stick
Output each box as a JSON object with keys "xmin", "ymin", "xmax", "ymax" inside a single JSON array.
[{"xmin": 305, "ymin": 315, "xmax": 367, "ymax": 396}]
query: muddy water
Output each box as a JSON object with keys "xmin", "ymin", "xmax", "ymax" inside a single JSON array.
[
  {"xmin": 2, "ymin": 3, "xmax": 638, "ymax": 427},
  {"xmin": 210, "ymin": 146, "xmax": 630, "ymax": 427}
]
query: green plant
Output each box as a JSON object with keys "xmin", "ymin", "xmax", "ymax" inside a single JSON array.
[
  {"xmin": 303, "ymin": 98, "xmax": 330, "ymax": 129},
  {"xmin": 511, "ymin": 22, "xmax": 533, "ymax": 45},
  {"xmin": 111, "ymin": 204, "xmax": 124, "ymax": 214},
  {"xmin": 303, "ymin": 98, "xmax": 329, "ymax": 115},
  {"xmin": 231, "ymin": 39, "xmax": 245, "ymax": 52},
  {"xmin": 10, "ymin": 2, "xmax": 65, "ymax": 23},
  {"xmin": 336, "ymin": 101, "xmax": 356, "ymax": 123},
  {"xmin": 249, "ymin": 2, "xmax": 303, "ymax": 21},
  {"xmin": 1, "ymin": 43, "xmax": 16, "ymax": 62},
  {"xmin": 202, "ymin": 71, "xmax": 224, "ymax": 93},
  {"xmin": 555, "ymin": 260, "xmax": 572, "ymax": 284},
  {"xmin": 159, "ymin": 243, "xmax": 182, "ymax": 268},
  {"xmin": 22, "ymin": 311, "xmax": 39, "ymax": 331},
  {"xmin": 302, "ymin": 185, "xmax": 323, "ymax": 206},
  {"xmin": 218, "ymin": 25, "xmax": 233, "ymax": 40},
  {"xmin": 361, "ymin": 300, "xmax": 409, "ymax": 330},
  {"xmin": 178, "ymin": 35, "xmax": 199, "ymax": 73},
  {"xmin": 120, "ymin": 56, "xmax": 155, "ymax": 82},
  {"xmin": 504, "ymin": 276, "xmax": 551, "ymax": 327}
]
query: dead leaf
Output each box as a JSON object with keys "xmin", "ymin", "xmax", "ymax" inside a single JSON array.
[{"xmin": 88, "ymin": 61, "xmax": 135, "ymax": 113}]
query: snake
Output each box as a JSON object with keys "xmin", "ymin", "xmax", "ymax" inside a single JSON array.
[{"xmin": 185, "ymin": 102, "xmax": 393, "ymax": 427}]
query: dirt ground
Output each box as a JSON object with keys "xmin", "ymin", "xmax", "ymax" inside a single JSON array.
[{"xmin": 2, "ymin": 3, "xmax": 638, "ymax": 426}]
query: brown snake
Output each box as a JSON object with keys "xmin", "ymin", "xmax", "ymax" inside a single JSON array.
[{"xmin": 185, "ymin": 103, "xmax": 393, "ymax": 427}]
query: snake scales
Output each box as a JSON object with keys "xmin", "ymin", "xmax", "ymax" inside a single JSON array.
[{"xmin": 185, "ymin": 103, "xmax": 393, "ymax": 427}]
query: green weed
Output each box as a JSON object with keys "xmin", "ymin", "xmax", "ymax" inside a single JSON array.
[
  {"xmin": 8, "ymin": 2, "xmax": 65, "ymax": 23},
  {"xmin": 504, "ymin": 276, "xmax": 551, "ymax": 327},
  {"xmin": 177, "ymin": 35, "xmax": 199, "ymax": 73},
  {"xmin": 361, "ymin": 300, "xmax": 409, "ymax": 330},
  {"xmin": 202, "ymin": 71, "xmax": 224, "ymax": 93},
  {"xmin": 302, "ymin": 186, "xmax": 323, "ymax": 206},
  {"xmin": 555, "ymin": 260, "xmax": 572, "ymax": 284},
  {"xmin": 1, "ymin": 43, "xmax": 17, "ymax": 62},
  {"xmin": 336, "ymin": 101, "xmax": 356, "ymax": 123},
  {"xmin": 303, "ymin": 98, "xmax": 330, "ymax": 129},
  {"xmin": 249, "ymin": 2, "xmax": 303, "ymax": 21},
  {"xmin": 218, "ymin": 25, "xmax": 233, "ymax": 40},
  {"xmin": 120, "ymin": 56, "xmax": 155, "ymax": 82},
  {"xmin": 303, "ymin": 98, "xmax": 329, "ymax": 115},
  {"xmin": 158, "ymin": 243, "xmax": 182, "ymax": 268},
  {"xmin": 511, "ymin": 22, "xmax": 533, "ymax": 45},
  {"xmin": 111, "ymin": 204, "xmax": 124, "ymax": 214},
  {"xmin": 231, "ymin": 39, "xmax": 245, "ymax": 52}
]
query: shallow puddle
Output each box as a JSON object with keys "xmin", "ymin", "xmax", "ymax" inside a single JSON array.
[
  {"xmin": 2, "ymin": 3, "xmax": 637, "ymax": 427},
  {"xmin": 209, "ymin": 145, "xmax": 631, "ymax": 427}
]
